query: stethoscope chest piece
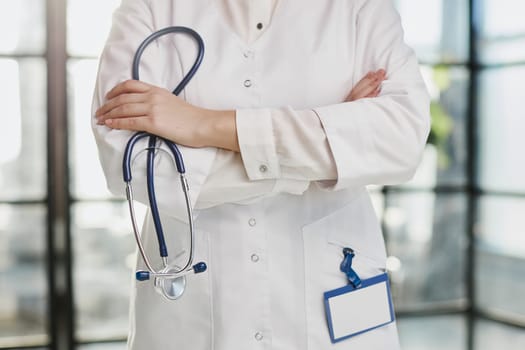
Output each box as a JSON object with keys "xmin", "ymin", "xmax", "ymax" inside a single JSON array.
[
  {"xmin": 123, "ymin": 26, "xmax": 207, "ymax": 301},
  {"xmin": 155, "ymin": 266, "xmax": 187, "ymax": 300}
]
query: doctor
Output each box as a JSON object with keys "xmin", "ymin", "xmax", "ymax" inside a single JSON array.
[{"xmin": 92, "ymin": 0, "xmax": 430, "ymax": 349}]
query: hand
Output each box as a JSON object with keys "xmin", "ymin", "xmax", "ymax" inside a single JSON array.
[
  {"xmin": 96, "ymin": 79, "xmax": 206, "ymax": 147},
  {"xmin": 96, "ymin": 80, "xmax": 238, "ymax": 150},
  {"xmin": 345, "ymin": 69, "xmax": 386, "ymax": 102}
]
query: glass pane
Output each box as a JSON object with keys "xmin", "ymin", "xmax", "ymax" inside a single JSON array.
[
  {"xmin": 73, "ymin": 202, "xmax": 145, "ymax": 341},
  {"xmin": 0, "ymin": 0, "xmax": 45, "ymax": 54},
  {"xmin": 478, "ymin": 66, "xmax": 525, "ymax": 192},
  {"xmin": 478, "ymin": 0, "xmax": 525, "ymax": 64},
  {"xmin": 474, "ymin": 319, "xmax": 525, "ymax": 350},
  {"xmin": 0, "ymin": 58, "xmax": 46, "ymax": 200},
  {"xmin": 394, "ymin": 0, "xmax": 469, "ymax": 63},
  {"xmin": 398, "ymin": 315, "xmax": 466, "ymax": 350},
  {"xmin": 0, "ymin": 205, "xmax": 48, "ymax": 347},
  {"xmin": 401, "ymin": 66, "xmax": 468, "ymax": 189},
  {"xmin": 384, "ymin": 192, "xmax": 468, "ymax": 310},
  {"xmin": 67, "ymin": 0, "xmax": 120, "ymax": 57},
  {"xmin": 475, "ymin": 196, "xmax": 525, "ymax": 321},
  {"xmin": 68, "ymin": 59, "xmax": 113, "ymax": 199}
]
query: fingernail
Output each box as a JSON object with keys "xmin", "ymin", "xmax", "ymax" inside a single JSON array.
[{"xmin": 105, "ymin": 119, "xmax": 113, "ymax": 126}]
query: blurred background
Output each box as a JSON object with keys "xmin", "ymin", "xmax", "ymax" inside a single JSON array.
[{"xmin": 0, "ymin": 0, "xmax": 524, "ymax": 349}]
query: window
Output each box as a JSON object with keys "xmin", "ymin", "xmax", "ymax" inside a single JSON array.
[
  {"xmin": 0, "ymin": 0, "xmax": 47, "ymax": 348},
  {"xmin": 67, "ymin": 0, "xmax": 132, "ymax": 344},
  {"xmin": 389, "ymin": 1, "xmax": 525, "ymax": 349}
]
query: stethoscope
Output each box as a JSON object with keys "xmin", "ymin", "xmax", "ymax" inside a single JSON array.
[{"xmin": 123, "ymin": 27, "xmax": 207, "ymax": 300}]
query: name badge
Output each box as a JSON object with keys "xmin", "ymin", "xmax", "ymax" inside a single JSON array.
[{"xmin": 323, "ymin": 247, "xmax": 395, "ymax": 343}]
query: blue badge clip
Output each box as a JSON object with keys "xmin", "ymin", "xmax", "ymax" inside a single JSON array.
[{"xmin": 340, "ymin": 247, "xmax": 362, "ymax": 288}]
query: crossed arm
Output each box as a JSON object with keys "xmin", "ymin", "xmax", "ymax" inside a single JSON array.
[{"xmin": 95, "ymin": 69, "xmax": 387, "ymax": 152}]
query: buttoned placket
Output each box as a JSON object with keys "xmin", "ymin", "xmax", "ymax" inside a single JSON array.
[
  {"xmin": 241, "ymin": 43, "xmax": 256, "ymax": 93},
  {"xmin": 235, "ymin": 3, "xmax": 274, "ymax": 345},
  {"xmin": 247, "ymin": 0, "xmax": 275, "ymax": 43},
  {"xmin": 239, "ymin": 0, "xmax": 275, "ymax": 100},
  {"xmin": 245, "ymin": 207, "xmax": 272, "ymax": 347}
]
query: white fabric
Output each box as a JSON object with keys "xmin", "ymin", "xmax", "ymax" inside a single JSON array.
[
  {"xmin": 220, "ymin": 0, "xmax": 278, "ymax": 44},
  {"xmin": 91, "ymin": 0, "xmax": 430, "ymax": 349}
]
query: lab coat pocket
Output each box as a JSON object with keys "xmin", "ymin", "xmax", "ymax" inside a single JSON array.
[
  {"xmin": 301, "ymin": 194, "xmax": 387, "ymax": 349},
  {"xmin": 130, "ymin": 215, "xmax": 213, "ymax": 350}
]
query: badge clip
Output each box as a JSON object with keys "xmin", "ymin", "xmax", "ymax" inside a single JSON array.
[{"xmin": 340, "ymin": 247, "xmax": 362, "ymax": 288}]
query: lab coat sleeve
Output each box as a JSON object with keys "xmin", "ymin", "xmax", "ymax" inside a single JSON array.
[
  {"xmin": 198, "ymin": 108, "xmax": 332, "ymax": 208},
  {"xmin": 91, "ymin": 0, "xmax": 217, "ymax": 221},
  {"xmin": 235, "ymin": 108, "xmax": 337, "ymax": 182},
  {"xmin": 236, "ymin": 0, "xmax": 430, "ymax": 189}
]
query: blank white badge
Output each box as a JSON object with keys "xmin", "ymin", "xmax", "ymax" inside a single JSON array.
[{"xmin": 324, "ymin": 273, "xmax": 395, "ymax": 343}]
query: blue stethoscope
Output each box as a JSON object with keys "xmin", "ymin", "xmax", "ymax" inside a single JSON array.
[{"xmin": 123, "ymin": 27, "xmax": 207, "ymax": 300}]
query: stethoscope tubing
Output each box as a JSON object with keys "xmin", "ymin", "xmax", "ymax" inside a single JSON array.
[
  {"xmin": 122, "ymin": 26, "xmax": 206, "ymax": 289},
  {"xmin": 132, "ymin": 26, "xmax": 204, "ymax": 96}
]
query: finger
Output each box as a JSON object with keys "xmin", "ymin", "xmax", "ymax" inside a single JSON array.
[
  {"xmin": 348, "ymin": 76, "xmax": 382, "ymax": 101},
  {"xmin": 104, "ymin": 116, "xmax": 151, "ymax": 132},
  {"xmin": 346, "ymin": 79, "xmax": 373, "ymax": 101},
  {"xmin": 346, "ymin": 69, "xmax": 387, "ymax": 102},
  {"xmin": 365, "ymin": 86, "xmax": 382, "ymax": 98},
  {"xmin": 96, "ymin": 93, "xmax": 147, "ymax": 117},
  {"xmin": 106, "ymin": 79, "xmax": 152, "ymax": 100},
  {"xmin": 355, "ymin": 72, "xmax": 377, "ymax": 88},
  {"xmin": 353, "ymin": 71, "xmax": 383, "ymax": 93},
  {"xmin": 97, "ymin": 103, "xmax": 151, "ymax": 124}
]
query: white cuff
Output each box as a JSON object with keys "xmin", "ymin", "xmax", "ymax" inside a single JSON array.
[
  {"xmin": 313, "ymin": 103, "xmax": 374, "ymax": 190},
  {"xmin": 236, "ymin": 108, "xmax": 280, "ymax": 180}
]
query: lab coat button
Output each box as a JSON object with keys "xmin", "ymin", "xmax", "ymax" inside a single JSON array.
[
  {"xmin": 248, "ymin": 218, "xmax": 256, "ymax": 226},
  {"xmin": 254, "ymin": 332, "xmax": 263, "ymax": 341},
  {"xmin": 259, "ymin": 165, "xmax": 268, "ymax": 173},
  {"xmin": 244, "ymin": 79, "xmax": 252, "ymax": 87},
  {"xmin": 251, "ymin": 254, "xmax": 260, "ymax": 262},
  {"xmin": 256, "ymin": 23, "xmax": 263, "ymax": 30}
]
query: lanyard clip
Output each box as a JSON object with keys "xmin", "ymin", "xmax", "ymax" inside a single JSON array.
[{"xmin": 340, "ymin": 247, "xmax": 362, "ymax": 288}]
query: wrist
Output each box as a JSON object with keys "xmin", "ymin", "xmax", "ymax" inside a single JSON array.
[{"xmin": 198, "ymin": 108, "xmax": 239, "ymax": 152}]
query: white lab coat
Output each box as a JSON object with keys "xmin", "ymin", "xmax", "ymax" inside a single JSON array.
[{"xmin": 91, "ymin": 0, "xmax": 430, "ymax": 349}]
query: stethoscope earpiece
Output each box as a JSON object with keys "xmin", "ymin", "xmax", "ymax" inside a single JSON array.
[
  {"xmin": 135, "ymin": 262, "xmax": 207, "ymax": 282},
  {"xmin": 192, "ymin": 262, "xmax": 207, "ymax": 273}
]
